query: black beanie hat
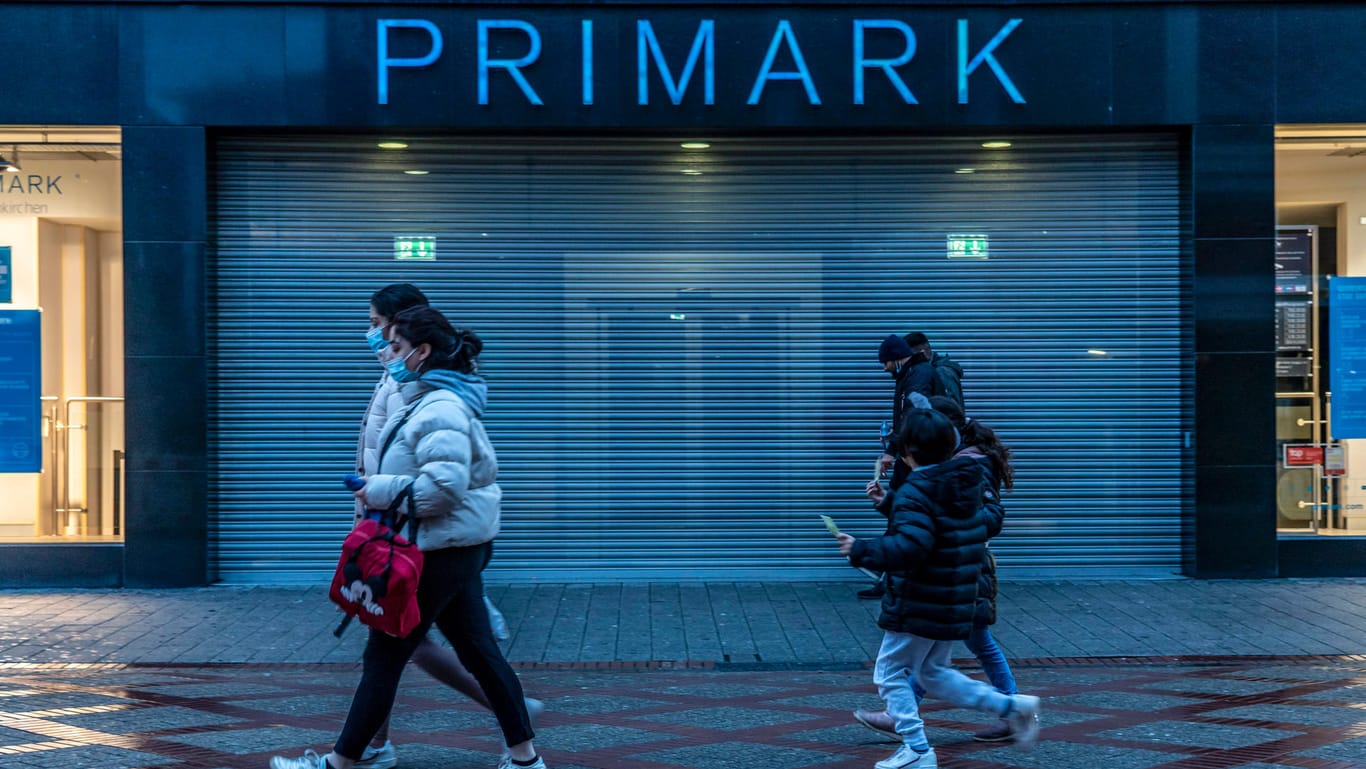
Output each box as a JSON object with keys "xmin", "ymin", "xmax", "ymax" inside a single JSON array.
[{"xmin": 878, "ymin": 334, "xmax": 914, "ymax": 363}]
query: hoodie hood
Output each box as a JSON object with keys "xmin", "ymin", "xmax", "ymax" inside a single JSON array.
[
  {"xmin": 415, "ymin": 370, "xmax": 489, "ymax": 416},
  {"xmin": 906, "ymin": 454, "xmax": 984, "ymax": 521}
]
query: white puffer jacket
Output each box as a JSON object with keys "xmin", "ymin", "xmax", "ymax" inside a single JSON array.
[
  {"xmin": 354, "ymin": 373, "xmax": 399, "ymax": 521},
  {"xmin": 362, "ymin": 373, "xmax": 501, "ymax": 551}
]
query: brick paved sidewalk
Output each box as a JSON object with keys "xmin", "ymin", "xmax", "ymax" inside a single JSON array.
[
  {"xmin": 0, "ymin": 580, "xmax": 1363, "ymax": 665},
  {"xmin": 1, "ymin": 658, "xmax": 1363, "ymax": 769}
]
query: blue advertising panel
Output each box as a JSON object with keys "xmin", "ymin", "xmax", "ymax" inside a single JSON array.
[
  {"xmin": 0, "ymin": 246, "xmax": 11, "ymax": 303},
  {"xmin": 0, "ymin": 309, "xmax": 41, "ymax": 472},
  {"xmin": 1330, "ymin": 278, "xmax": 1366, "ymax": 439}
]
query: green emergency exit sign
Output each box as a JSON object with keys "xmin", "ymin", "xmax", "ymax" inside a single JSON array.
[
  {"xmin": 947, "ymin": 233, "xmax": 989, "ymax": 260},
  {"xmin": 394, "ymin": 235, "xmax": 436, "ymax": 261}
]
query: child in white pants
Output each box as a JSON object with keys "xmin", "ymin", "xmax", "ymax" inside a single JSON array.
[{"xmin": 839, "ymin": 409, "xmax": 1040, "ymax": 769}]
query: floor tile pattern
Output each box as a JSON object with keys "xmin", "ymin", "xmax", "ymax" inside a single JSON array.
[{"xmin": 0, "ymin": 659, "xmax": 1360, "ymax": 768}]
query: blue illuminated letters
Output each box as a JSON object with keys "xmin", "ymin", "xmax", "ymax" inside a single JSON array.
[
  {"xmin": 853, "ymin": 20, "xmax": 918, "ymax": 105},
  {"xmin": 374, "ymin": 17, "xmax": 1026, "ymax": 108},
  {"xmin": 637, "ymin": 20, "xmax": 715, "ymax": 106},
  {"xmin": 748, "ymin": 21, "xmax": 821, "ymax": 105},
  {"xmin": 376, "ymin": 19, "xmax": 443, "ymax": 105},
  {"xmin": 479, "ymin": 20, "xmax": 544, "ymax": 105},
  {"xmin": 958, "ymin": 19, "xmax": 1026, "ymax": 104}
]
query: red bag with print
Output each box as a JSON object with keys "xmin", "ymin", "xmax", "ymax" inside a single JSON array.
[{"xmin": 329, "ymin": 486, "xmax": 424, "ymax": 638}]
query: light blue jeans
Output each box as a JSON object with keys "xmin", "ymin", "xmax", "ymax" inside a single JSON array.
[
  {"xmin": 911, "ymin": 625, "xmax": 1017, "ymax": 701},
  {"xmin": 874, "ymin": 630, "xmax": 1014, "ymax": 750}
]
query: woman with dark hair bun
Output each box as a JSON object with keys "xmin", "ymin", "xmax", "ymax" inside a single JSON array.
[{"xmin": 273, "ymin": 306, "xmax": 545, "ymax": 769}]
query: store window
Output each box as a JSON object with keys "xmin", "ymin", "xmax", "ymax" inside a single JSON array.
[
  {"xmin": 1275, "ymin": 125, "xmax": 1366, "ymax": 536},
  {"xmin": 0, "ymin": 126, "xmax": 123, "ymax": 542}
]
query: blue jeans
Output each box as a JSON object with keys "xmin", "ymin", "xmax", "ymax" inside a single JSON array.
[{"xmin": 911, "ymin": 625, "xmax": 1017, "ymax": 701}]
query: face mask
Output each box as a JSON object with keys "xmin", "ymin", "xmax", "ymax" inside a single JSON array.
[
  {"xmin": 385, "ymin": 350, "xmax": 421, "ymax": 383},
  {"xmin": 887, "ymin": 363, "xmax": 904, "ymax": 379},
  {"xmin": 366, "ymin": 326, "xmax": 389, "ymax": 354}
]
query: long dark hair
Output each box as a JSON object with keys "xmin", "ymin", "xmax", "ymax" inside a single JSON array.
[
  {"xmin": 928, "ymin": 395, "xmax": 1014, "ymax": 491},
  {"xmin": 389, "ymin": 306, "xmax": 483, "ymax": 374},
  {"xmin": 370, "ymin": 283, "xmax": 429, "ymax": 321}
]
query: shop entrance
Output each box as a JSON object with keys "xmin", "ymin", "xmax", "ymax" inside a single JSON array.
[
  {"xmin": 1276, "ymin": 125, "xmax": 1366, "ymax": 535},
  {"xmin": 0, "ymin": 127, "xmax": 123, "ymax": 541}
]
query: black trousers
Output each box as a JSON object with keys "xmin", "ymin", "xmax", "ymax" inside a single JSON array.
[{"xmin": 334, "ymin": 541, "xmax": 533, "ymax": 759}]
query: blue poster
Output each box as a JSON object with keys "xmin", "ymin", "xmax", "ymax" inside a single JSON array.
[
  {"xmin": 0, "ymin": 246, "xmax": 10, "ymax": 303},
  {"xmin": 1330, "ymin": 278, "xmax": 1366, "ymax": 439},
  {"xmin": 0, "ymin": 310, "xmax": 41, "ymax": 472}
]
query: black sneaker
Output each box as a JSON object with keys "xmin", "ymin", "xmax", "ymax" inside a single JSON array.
[{"xmin": 857, "ymin": 583, "xmax": 886, "ymax": 599}]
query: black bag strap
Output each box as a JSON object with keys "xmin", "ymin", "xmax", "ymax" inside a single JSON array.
[{"xmin": 374, "ymin": 396, "xmax": 429, "ymax": 540}]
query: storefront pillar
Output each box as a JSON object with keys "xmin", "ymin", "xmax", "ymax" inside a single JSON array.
[
  {"xmin": 122, "ymin": 126, "xmax": 209, "ymax": 587},
  {"xmin": 1191, "ymin": 123, "xmax": 1278, "ymax": 577}
]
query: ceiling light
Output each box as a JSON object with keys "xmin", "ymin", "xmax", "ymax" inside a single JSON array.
[
  {"xmin": 681, "ymin": 142, "xmax": 711, "ymax": 149},
  {"xmin": 955, "ymin": 167, "xmax": 976, "ymax": 174},
  {"xmin": 681, "ymin": 169, "xmax": 704, "ymax": 176},
  {"xmin": 1, "ymin": 147, "xmax": 17, "ymax": 173},
  {"xmin": 403, "ymin": 169, "xmax": 429, "ymax": 175},
  {"xmin": 981, "ymin": 141, "xmax": 1012, "ymax": 149},
  {"xmin": 1087, "ymin": 349, "xmax": 1109, "ymax": 356},
  {"xmin": 378, "ymin": 141, "xmax": 409, "ymax": 150}
]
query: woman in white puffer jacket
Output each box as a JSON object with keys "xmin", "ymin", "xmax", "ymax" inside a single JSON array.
[{"xmin": 271, "ymin": 304, "xmax": 545, "ymax": 769}]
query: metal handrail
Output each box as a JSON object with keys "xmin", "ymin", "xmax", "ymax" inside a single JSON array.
[{"xmin": 54, "ymin": 396, "xmax": 125, "ymax": 536}]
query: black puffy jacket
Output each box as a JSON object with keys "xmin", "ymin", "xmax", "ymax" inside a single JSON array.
[
  {"xmin": 849, "ymin": 455, "xmax": 992, "ymax": 641},
  {"xmin": 957, "ymin": 446, "xmax": 1004, "ymax": 627}
]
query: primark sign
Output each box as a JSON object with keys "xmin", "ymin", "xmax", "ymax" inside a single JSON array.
[{"xmin": 374, "ymin": 14, "xmax": 1030, "ymax": 111}]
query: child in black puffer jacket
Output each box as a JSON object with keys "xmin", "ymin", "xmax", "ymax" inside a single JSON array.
[{"xmin": 838, "ymin": 409, "xmax": 1040, "ymax": 769}]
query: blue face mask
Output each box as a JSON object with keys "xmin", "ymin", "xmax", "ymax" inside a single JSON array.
[
  {"xmin": 366, "ymin": 326, "xmax": 389, "ymax": 354},
  {"xmin": 385, "ymin": 350, "xmax": 421, "ymax": 383}
]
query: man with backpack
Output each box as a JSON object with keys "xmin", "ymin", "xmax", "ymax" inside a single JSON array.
[
  {"xmin": 903, "ymin": 332, "xmax": 965, "ymax": 411},
  {"xmin": 863, "ymin": 332, "xmax": 965, "ymax": 600}
]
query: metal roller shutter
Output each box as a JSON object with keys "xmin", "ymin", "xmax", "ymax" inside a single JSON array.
[{"xmin": 208, "ymin": 134, "xmax": 1188, "ymax": 584}]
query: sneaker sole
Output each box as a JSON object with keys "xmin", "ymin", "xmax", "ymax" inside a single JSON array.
[{"xmin": 853, "ymin": 712, "xmax": 899, "ymax": 741}]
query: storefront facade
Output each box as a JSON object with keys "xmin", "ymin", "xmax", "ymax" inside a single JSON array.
[{"xmin": 1, "ymin": 1, "xmax": 1362, "ymax": 586}]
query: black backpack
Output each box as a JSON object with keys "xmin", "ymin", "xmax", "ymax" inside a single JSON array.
[{"xmin": 930, "ymin": 357, "xmax": 965, "ymax": 410}]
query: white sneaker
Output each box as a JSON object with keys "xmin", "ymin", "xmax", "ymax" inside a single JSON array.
[
  {"xmin": 1005, "ymin": 694, "xmax": 1042, "ymax": 750},
  {"xmin": 269, "ymin": 750, "xmax": 328, "ymax": 769},
  {"xmin": 525, "ymin": 696, "xmax": 545, "ymax": 728},
  {"xmin": 355, "ymin": 740, "xmax": 397, "ymax": 769},
  {"xmin": 496, "ymin": 755, "xmax": 547, "ymax": 769},
  {"xmin": 874, "ymin": 745, "xmax": 936, "ymax": 769}
]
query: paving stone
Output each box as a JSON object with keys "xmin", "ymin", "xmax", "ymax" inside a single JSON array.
[
  {"xmin": 160, "ymin": 725, "xmax": 338, "ymax": 753},
  {"xmin": 1292, "ymin": 683, "xmax": 1366, "ymax": 702},
  {"xmin": 233, "ymin": 694, "xmax": 354, "ymax": 716},
  {"xmin": 3, "ymin": 744, "xmax": 178, "ymax": 768},
  {"xmin": 963, "ymin": 740, "xmax": 1180, "ymax": 769},
  {"xmin": 634, "ymin": 705, "xmax": 824, "ymax": 731},
  {"xmin": 1204, "ymin": 703, "xmax": 1366, "ymax": 727},
  {"xmin": 631, "ymin": 740, "xmax": 844, "ymax": 768},
  {"xmin": 637, "ymin": 682, "xmax": 796, "ymax": 698},
  {"xmin": 1094, "ymin": 720, "xmax": 1301, "ymax": 750},
  {"xmin": 0, "ymin": 724, "xmax": 47, "ymax": 746},
  {"xmin": 1047, "ymin": 690, "xmax": 1196, "ymax": 712},
  {"xmin": 1138, "ymin": 677, "xmax": 1300, "ymax": 696},
  {"xmin": 133, "ymin": 681, "xmax": 291, "ymax": 698},
  {"xmin": 388, "ymin": 707, "xmax": 499, "ymax": 732},
  {"xmin": 538, "ymin": 693, "xmax": 673, "ymax": 715},
  {"xmin": 47, "ymin": 704, "xmax": 246, "ymax": 732},
  {"xmin": 1293, "ymin": 736, "xmax": 1366, "ymax": 763},
  {"xmin": 531, "ymin": 723, "xmax": 676, "ymax": 750}
]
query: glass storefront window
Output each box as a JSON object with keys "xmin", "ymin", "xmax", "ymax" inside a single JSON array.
[
  {"xmin": 0, "ymin": 126, "xmax": 123, "ymax": 542},
  {"xmin": 1275, "ymin": 125, "xmax": 1366, "ymax": 536}
]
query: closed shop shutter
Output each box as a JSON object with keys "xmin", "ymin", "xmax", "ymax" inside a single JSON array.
[{"xmin": 209, "ymin": 134, "xmax": 1187, "ymax": 584}]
